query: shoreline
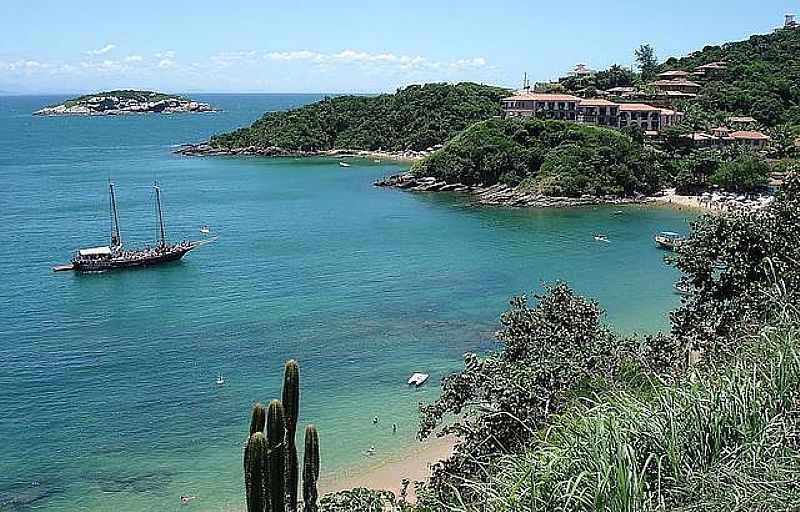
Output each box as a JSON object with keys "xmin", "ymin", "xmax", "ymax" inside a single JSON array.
[
  {"xmin": 175, "ymin": 143, "xmax": 423, "ymax": 162},
  {"xmin": 375, "ymin": 172, "xmax": 650, "ymax": 208},
  {"xmin": 320, "ymin": 435, "xmax": 455, "ymax": 500}
]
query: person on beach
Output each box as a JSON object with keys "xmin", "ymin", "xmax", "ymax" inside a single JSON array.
[
  {"xmin": 372, "ymin": 416, "xmax": 378, "ymax": 424},
  {"xmin": 392, "ymin": 423, "xmax": 397, "ymax": 434},
  {"xmin": 367, "ymin": 444, "xmax": 375, "ymax": 455}
]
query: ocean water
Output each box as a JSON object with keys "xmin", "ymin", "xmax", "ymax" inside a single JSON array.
[{"xmin": 0, "ymin": 94, "xmax": 696, "ymax": 511}]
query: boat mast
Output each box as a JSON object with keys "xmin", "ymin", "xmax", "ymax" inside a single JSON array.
[
  {"xmin": 109, "ymin": 182, "xmax": 122, "ymax": 248},
  {"xmin": 154, "ymin": 181, "xmax": 167, "ymax": 247}
]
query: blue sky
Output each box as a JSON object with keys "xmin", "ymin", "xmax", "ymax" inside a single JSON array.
[{"xmin": 1, "ymin": 0, "xmax": 797, "ymax": 94}]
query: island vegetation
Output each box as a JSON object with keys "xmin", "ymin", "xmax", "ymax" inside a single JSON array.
[
  {"xmin": 34, "ymin": 90, "xmax": 215, "ymax": 115},
  {"xmin": 182, "ymin": 82, "xmax": 509, "ymax": 155}
]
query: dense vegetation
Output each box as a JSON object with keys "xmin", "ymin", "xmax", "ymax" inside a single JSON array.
[
  {"xmin": 209, "ymin": 83, "xmax": 509, "ymax": 152},
  {"xmin": 665, "ymin": 27, "xmax": 800, "ymax": 127},
  {"xmin": 411, "ymin": 118, "xmax": 666, "ymax": 197},
  {"xmin": 400, "ymin": 175, "xmax": 800, "ymax": 511},
  {"xmin": 59, "ymin": 89, "xmax": 175, "ymax": 108}
]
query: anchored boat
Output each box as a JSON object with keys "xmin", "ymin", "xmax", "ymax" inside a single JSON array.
[
  {"xmin": 53, "ymin": 182, "xmax": 213, "ymax": 273},
  {"xmin": 654, "ymin": 231, "xmax": 685, "ymax": 251}
]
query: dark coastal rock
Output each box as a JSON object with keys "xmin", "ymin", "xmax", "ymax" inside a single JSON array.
[{"xmin": 375, "ymin": 172, "xmax": 646, "ymax": 208}]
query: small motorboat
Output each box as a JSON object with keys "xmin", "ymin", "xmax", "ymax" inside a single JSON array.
[
  {"xmin": 215, "ymin": 374, "xmax": 225, "ymax": 386},
  {"xmin": 407, "ymin": 372, "xmax": 429, "ymax": 387},
  {"xmin": 374, "ymin": 160, "xmax": 381, "ymax": 163},
  {"xmin": 200, "ymin": 225, "xmax": 211, "ymax": 234},
  {"xmin": 594, "ymin": 234, "xmax": 609, "ymax": 242},
  {"xmin": 613, "ymin": 210, "xmax": 624, "ymax": 215},
  {"xmin": 674, "ymin": 282, "xmax": 692, "ymax": 296},
  {"xmin": 654, "ymin": 231, "xmax": 685, "ymax": 251},
  {"xmin": 339, "ymin": 161, "xmax": 351, "ymax": 168}
]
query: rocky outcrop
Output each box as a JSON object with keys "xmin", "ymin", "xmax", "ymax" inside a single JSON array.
[
  {"xmin": 374, "ymin": 172, "xmax": 648, "ymax": 208},
  {"xmin": 34, "ymin": 94, "xmax": 215, "ymax": 116}
]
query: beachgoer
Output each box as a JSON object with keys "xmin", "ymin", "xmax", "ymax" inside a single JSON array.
[
  {"xmin": 372, "ymin": 416, "xmax": 378, "ymax": 424},
  {"xmin": 392, "ymin": 423, "xmax": 397, "ymax": 434},
  {"xmin": 367, "ymin": 444, "xmax": 375, "ymax": 455}
]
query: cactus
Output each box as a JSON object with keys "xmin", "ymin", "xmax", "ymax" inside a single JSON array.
[
  {"xmin": 245, "ymin": 432, "xmax": 269, "ymax": 512},
  {"xmin": 250, "ymin": 402, "xmax": 267, "ymax": 435},
  {"xmin": 283, "ymin": 360, "xmax": 300, "ymax": 511},
  {"xmin": 244, "ymin": 361, "xmax": 320, "ymax": 512},
  {"xmin": 302, "ymin": 425, "xmax": 320, "ymax": 512},
  {"xmin": 267, "ymin": 399, "xmax": 287, "ymax": 512}
]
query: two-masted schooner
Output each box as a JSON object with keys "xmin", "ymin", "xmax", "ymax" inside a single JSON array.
[{"xmin": 53, "ymin": 182, "xmax": 211, "ymax": 272}]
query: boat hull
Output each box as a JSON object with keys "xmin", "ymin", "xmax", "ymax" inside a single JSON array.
[{"xmin": 71, "ymin": 246, "xmax": 193, "ymax": 272}]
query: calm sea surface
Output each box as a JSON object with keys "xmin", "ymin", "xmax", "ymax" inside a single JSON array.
[{"xmin": 0, "ymin": 94, "xmax": 695, "ymax": 511}]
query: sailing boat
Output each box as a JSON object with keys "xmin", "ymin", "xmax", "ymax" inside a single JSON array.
[{"xmin": 53, "ymin": 182, "xmax": 211, "ymax": 272}]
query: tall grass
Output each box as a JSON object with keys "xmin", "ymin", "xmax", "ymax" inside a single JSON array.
[{"xmin": 451, "ymin": 303, "xmax": 800, "ymax": 512}]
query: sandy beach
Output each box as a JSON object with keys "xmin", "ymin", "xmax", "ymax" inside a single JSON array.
[
  {"xmin": 320, "ymin": 435, "xmax": 456, "ymax": 500},
  {"xmin": 650, "ymin": 188, "xmax": 716, "ymax": 213}
]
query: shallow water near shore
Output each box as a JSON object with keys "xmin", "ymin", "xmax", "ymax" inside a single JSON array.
[{"xmin": 0, "ymin": 94, "xmax": 695, "ymax": 511}]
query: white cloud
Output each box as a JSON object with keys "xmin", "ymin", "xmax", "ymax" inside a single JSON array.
[
  {"xmin": 88, "ymin": 43, "xmax": 116, "ymax": 56},
  {"xmin": 0, "ymin": 47, "xmax": 495, "ymax": 93},
  {"xmin": 261, "ymin": 49, "xmax": 487, "ymax": 72}
]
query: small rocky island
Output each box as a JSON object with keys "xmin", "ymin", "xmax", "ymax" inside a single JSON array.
[{"xmin": 34, "ymin": 90, "xmax": 215, "ymax": 116}]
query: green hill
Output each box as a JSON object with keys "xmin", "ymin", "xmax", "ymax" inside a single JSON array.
[
  {"xmin": 411, "ymin": 118, "xmax": 665, "ymax": 197},
  {"xmin": 664, "ymin": 27, "xmax": 800, "ymax": 126},
  {"xmin": 208, "ymin": 82, "xmax": 510, "ymax": 152}
]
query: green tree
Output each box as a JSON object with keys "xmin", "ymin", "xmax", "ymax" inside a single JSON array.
[
  {"xmin": 767, "ymin": 124, "xmax": 799, "ymax": 158},
  {"xmin": 708, "ymin": 153, "xmax": 769, "ymax": 191},
  {"xmin": 672, "ymin": 173, "xmax": 800, "ymax": 354},
  {"xmin": 635, "ymin": 44, "xmax": 658, "ymax": 81}
]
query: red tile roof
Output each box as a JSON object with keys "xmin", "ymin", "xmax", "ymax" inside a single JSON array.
[
  {"xmin": 730, "ymin": 130, "xmax": 770, "ymax": 140},
  {"xmin": 618, "ymin": 103, "xmax": 660, "ymax": 112},
  {"xmin": 578, "ymin": 99, "xmax": 617, "ymax": 106},
  {"xmin": 503, "ymin": 93, "xmax": 580, "ymax": 102}
]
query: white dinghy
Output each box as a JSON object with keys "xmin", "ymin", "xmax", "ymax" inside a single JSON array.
[{"xmin": 407, "ymin": 372, "xmax": 429, "ymax": 387}]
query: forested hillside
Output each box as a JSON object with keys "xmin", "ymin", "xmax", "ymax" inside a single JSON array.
[
  {"xmin": 411, "ymin": 118, "xmax": 666, "ymax": 197},
  {"xmin": 664, "ymin": 27, "xmax": 800, "ymax": 126},
  {"xmin": 209, "ymin": 82, "xmax": 509, "ymax": 152}
]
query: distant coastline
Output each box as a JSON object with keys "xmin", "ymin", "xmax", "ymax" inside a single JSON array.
[{"xmin": 33, "ymin": 89, "xmax": 216, "ymax": 116}]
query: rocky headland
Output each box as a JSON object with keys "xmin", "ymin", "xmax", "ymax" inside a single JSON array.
[
  {"xmin": 34, "ymin": 90, "xmax": 215, "ymax": 116},
  {"xmin": 375, "ymin": 172, "xmax": 648, "ymax": 208}
]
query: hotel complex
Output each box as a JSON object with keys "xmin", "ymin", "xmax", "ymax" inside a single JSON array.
[{"xmin": 501, "ymin": 92, "xmax": 684, "ymax": 133}]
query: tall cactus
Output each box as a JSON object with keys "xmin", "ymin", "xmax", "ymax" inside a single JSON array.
[
  {"xmin": 302, "ymin": 425, "xmax": 320, "ymax": 512},
  {"xmin": 244, "ymin": 361, "xmax": 320, "ymax": 512},
  {"xmin": 245, "ymin": 432, "xmax": 269, "ymax": 512},
  {"xmin": 282, "ymin": 360, "xmax": 300, "ymax": 511},
  {"xmin": 250, "ymin": 402, "xmax": 267, "ymax": 435},
  {"xmin": 267, "ymin": 399, "xmax": 287, "ymax": 512}
]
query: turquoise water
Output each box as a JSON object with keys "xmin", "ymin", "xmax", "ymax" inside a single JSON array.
[{"xmin": 0, "ymin": 94, "xmax": 695, "ymax": 511}]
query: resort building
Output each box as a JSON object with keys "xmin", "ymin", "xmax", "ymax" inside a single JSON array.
[
  {"xmin": 619, "ymin": 103, "xmax": 665, "ymax": 131},
  {"xmin": 569, "ymin": 63, "xmax": 595, "ymax": 77},
  {"xmin": 577, "ymin": 99, "xmax": 619, "ymax": 127},
  {"xmin": 501, "ymin": 93, "xmax": 683, "ymax": 132},
  {"xmin": 731, "ymin": 130, "xmax": 770, "ymax": 150},
  {"xmin": 686, "ymin": 128, "xmax": 770, "ymax": 150},
  {"xmin": 657, "ymin": 70, "xmax": 691, "ymax": 80},
  {"xmin": 649, "ymin": 78, "xmax": 702, "ymax": 96},
  {"xmin": 501, "ymin": 93, "xmax": 580, "ymax": 121}
]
